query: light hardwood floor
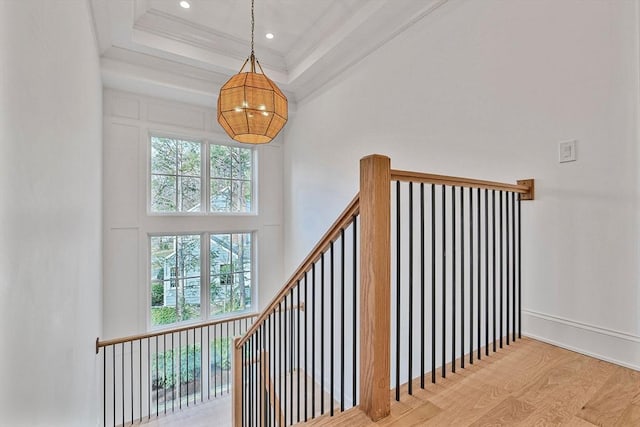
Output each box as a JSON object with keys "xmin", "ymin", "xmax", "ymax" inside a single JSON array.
[
  {"xmin": 303, "ymin": 337, "xmax": 640, "ymax": 426},
  {"xmin": 136, "ymin": 338, "xmax": 640, "ymax": 426}
]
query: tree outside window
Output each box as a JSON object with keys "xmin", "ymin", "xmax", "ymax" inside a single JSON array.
[
  {"xmin": 150, "ymin": 136, "xmax": 253, "ymax": 214},
  {"xmin": 150, "ymin": 137, "xmax": 201, "ymax": 213},
  {"xmin": 150, "ymin": 232, "xmax": 252, "ymax": 328}
]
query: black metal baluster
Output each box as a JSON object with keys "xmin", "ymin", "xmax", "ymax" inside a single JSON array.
[
  {"xmin": 395, "ymin": 180, "xmax": 401, "ymax": 398},
  {"xmin": 226, "ymin": 322, "xmax": 230, "ymax": 394},
  {"xmin": 499, "ymin": 192, "xmax": 503, "ymax": 349},
  {"xmin": 131, "ymin": 341, "xmax": 134, "ymax": 423},
  {"xmin": 477, "ymin": 188, "xmax": 481, "ymax": 360},
  {"xmin": 512, "ymin": 192, "xmax": 516, "ymax": 342},
  {"xmin": 102, "ymin": 348, "xmax": 105, "ymax": 427},
  {"xmin": 298, "ymin": 281, "xmax": 301, "ymax": 423},
  {"xmin": 469, "ymin": 188, "xmax": 473, "ymax": 365},
  {"xmin": 272, "ymin": 312, "xmax": 276, "ymax": 427},
  {"xmin": 442, "ymin": 185, "xmax": 446, "ymax": 378},
  {"xmin": 271, "ymin": 311, "xmax": 276, "ymax": 427},
  {"xmin": 284, "ymin": 295, "xmax": 293, "ymax": 426},
  {"xmin": 420, "ymin": 184, "xmax": 425, "ymax": 388},
  {"xmin": 330, "ymin": 241, "xmax": 335, "ymax": 416},
  {"xmin": 485, "ymin": 189, "xmax": 489, "ymax": 357},
  {"xmin": 492, "ymin": 191, "xmax": 496, "ymax": 353},
  {"xmin": 340, "ymin": 228, "xmax": 345, "ymax": 412},
  {"xmin": 113, "ymin": 345, "xmax": 116, "ymax": 426},
  {"xmin": 122, "ymin": 342, "xmax": 125, "ymax": 426},
  {"xmin": 408, "ymin": 182, "xmax": 414, "ymax": 391},
  {"xmin": 352, "ymin": 216, "xmax": 358, "ymax": 407},
  {"xmin": 518, "ymin": 196, "xmax": 522, "ymax": 339},
  {"xmin": 248, "ymin": 337, "xmax": 252, "ymax": 427},
  {"xmin": 506, "ymin": 192, "xmax": 510, "ymax": 346},
  {"xmin": 259, "ymin": 325, "xmax": 264, "ymax": 426},
  {"xmin": 257, "ymin": 333, "xmax": 260, "ymax": 427},
  {"xmin": 162, "ymin": 335, "xmax": 166, "ymax": 414},
  {"xmin": 200, "ymin": 329, "xmax": 203, "ymax": 404},
  {"xmin": 290, "ymin": 290, "xmax": 294, "ymax": 424},
  {"xmin": 193, "ymin": 328, "xmax": 196, "ymax": 406},
  {"xmin": 311, "ymin": 262, "xmax": 316, "ymax": 418},
  {"xmin": 148, "ymin": 338, "xmax": 151, "ymax": 419},
  {"xmin": 139, "ymin": 339, "xmax": 142, "ymax": 422},
  {"xmin": 278, "ymin": 301, "xmax": 287, "ymax": 425},
  {"xmin": 431, "ymin": 184, "xmax": 436, "ymax": 383},
  {"xmin": 305, "ymin": 268, "xmax": 309, "ymax": 422},
  {"xmin": 156, "ymin": 336, "xmax": 159, "ymax": 415},
  {"xmin": 460, "ymin": 187, "xmax": 465, "ymax": 369},
  {"xmin": 320, "ymin": 252, "xmax": 325, "ymax": 416},
  {"xmin": 186, "ymin": 331, "xmax": 189, "ymax": 407},
  {"xmin": 452, "ymin": 186, "xmax": 456, "ymax": 373},
  {"xmin": 241, "ymin": 343, "xmax": 245, "ymax": 427},
  {"xmin": 250, "ymin": 338, "xmax": 254, "ymax": 427},
  {"xmin": 207, "ymin": 327, "xmax": 210, "ymax": 401},
  {"xmin": 171, "ymin": 333, "xmax": 174, "ymax": 412}
]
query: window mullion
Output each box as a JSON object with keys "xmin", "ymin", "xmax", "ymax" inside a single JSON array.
[
  {"xmin": 203, "ymin": 232, "xmax": 211, "ymax": 319},
  {"xmin": 204, "ymin": 141, "xmax": 209, "ymax": 213}
]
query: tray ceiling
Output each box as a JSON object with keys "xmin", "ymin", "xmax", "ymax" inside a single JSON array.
[{"xmin": 91, "ymin": 0, "xmax": 448, "ymax": 106}]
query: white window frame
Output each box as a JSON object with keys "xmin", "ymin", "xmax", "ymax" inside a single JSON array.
[
  {"xmin": 148, "ymin": 230, "xmax": 257, "ymax": 331},
  {"xmin": 147, "ymin": 133, "xmax": 258, "ymax": 216}
]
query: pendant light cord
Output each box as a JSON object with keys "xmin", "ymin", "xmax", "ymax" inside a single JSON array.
[{"xmin": 251, "ymin": 0, "xmax": 255, "ymax": 56}]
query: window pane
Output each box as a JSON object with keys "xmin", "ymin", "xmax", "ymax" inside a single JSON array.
[
  {"xmin": 151, "ymin": 175, "xmax": 176, "ymax": 212},
  {"xmin": 210, "ymin": 145, "xmax": 232, "ymax": 179},
  {"xmin": 231, "ymin": 233, "xmax": 250, "ymax": 273},
  {"xmin": 210, "ymin": 232, "xmax": 251, "ymax": 317},
  {"xmin": 210, "ymin": 145, "xmax": 253, "ymax": 213},
  {"xmin": 232, "ymin": 147, "xmax": 252, "ymax": 180},
  {"xmin": 210, "ymin": 234, "xmax": 231, "ymax": 273},
  {"xmin": 231, "ymin": 180, "xmax": 251, "ymax": 213},
  {"xmin": 151, "ymin": 137, "xmax": 177, "ymax": 175},
  {"xmin": 210, "ymin": 179, "xmax": 231, "ymax": 212},
  {"xmin": 177, "ymin": 235, "xmax": 201, "ymax": 277},
  {"xmin": 178, "ymin": 140, "xmax": 201, "ymax": 176},
  {"xmin": 150, "ymin": 136, "xmax": 202, "ymax": 213},
  {"xmin": 179, "ymin": 177, "xmax": 201, "ymax": 212},
  {"xmin": 150, "ymin": 234, "xmax": 201, "ymax": 328}
]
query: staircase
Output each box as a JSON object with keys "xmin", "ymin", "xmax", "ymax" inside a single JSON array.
[{"xmin": 233, "ymin": 154, "xmax": 534, "ymax": 426}]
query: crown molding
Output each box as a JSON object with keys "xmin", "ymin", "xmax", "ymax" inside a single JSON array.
[
  {"xmin": 101, "ymin": 48, "xmax": 297, "ymax": 111},
  {"xmin": 134, "ymin": 8, "xmax": 287, "ymax": 75},
  {"xmin": 91, "ymin": 0, "xmax": 449, "ymax": 106},
  {"xmin": 290, "ymin": 0, "xmax": 449, "ymax": 102}
]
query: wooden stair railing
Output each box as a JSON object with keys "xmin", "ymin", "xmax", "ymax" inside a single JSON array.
[{"xmin": 233, "ymin": 154, "xmax": 534, "ymax": 427}]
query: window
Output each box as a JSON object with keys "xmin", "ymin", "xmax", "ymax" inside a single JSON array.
[
  {"xmin": 150, "ymin": 232, "xmax": 253, "ymax": 328},
  {"xmin": 150, "ymin": 136, "xmax": 254, "ymax": 214},
  {"xmin": 210, "ymin": 145, "xmax": 252, "ymax": 213},
  {"xmin": 150, "ymin": 137, "xmax": 201, "ymax": 212},
  {"xmin": 210, "ymin": 233, "xmax": 252, "ymax": 316}
]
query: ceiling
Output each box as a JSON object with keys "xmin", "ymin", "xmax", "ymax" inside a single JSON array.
[{"xmin": 91, "ymin": 0, "xmax": 448, "ymax": 107}]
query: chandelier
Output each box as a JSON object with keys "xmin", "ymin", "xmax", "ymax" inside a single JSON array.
[{"xmin": 217, "ymin": 0, "xmax": 288, "ymax": 144}]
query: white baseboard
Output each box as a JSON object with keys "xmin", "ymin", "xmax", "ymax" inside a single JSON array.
[{"xmin": 522, "ymin": 309, "xmax": 640, "ymax": 372}]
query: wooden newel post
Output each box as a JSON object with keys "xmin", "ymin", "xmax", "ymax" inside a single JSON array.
[
  {"xmin": 359, "ymin": 154, "xmax": 391, "ymax": 421},
  {"xmin": 232, "ymin": 337, "xmax": 242, "ymax": 427}
]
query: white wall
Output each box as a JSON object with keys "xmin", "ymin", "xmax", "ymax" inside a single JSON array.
[
  {"xmin": 0, "ymin": 1, "xmax": 103, "ymax": 425},
  {"xmin": 102, "ymin": 89, "xmax": 284, "ymax": 339},
  {"xmin": 284, "ymin": 0, "xmax": 640, "ymax": 370}
]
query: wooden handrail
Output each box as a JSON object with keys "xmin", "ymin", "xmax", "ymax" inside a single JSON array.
[
  {"xmin": 96, "ymin": 312, "xmax": 259, "ymax": 353},
  {"xmin": 236, "ymin": 194, "xmax": 360, "ymax": 348},
  {"xmin": 391, "ymin": 169, "xmax": 533, "ymax": 197}
]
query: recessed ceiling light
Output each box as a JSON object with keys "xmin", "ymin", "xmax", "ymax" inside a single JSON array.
[
  {"xmin": 265, "ymin": 33, "xmax": 274, "ymax": 40},
  {"xmin": 179, "ymin": 1, "xmax": 190, "ymax": 9}
]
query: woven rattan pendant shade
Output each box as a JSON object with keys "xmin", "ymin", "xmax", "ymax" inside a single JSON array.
[{"xmin": 217, "ymin": 59, "xmax": 288, "ymax": 144}]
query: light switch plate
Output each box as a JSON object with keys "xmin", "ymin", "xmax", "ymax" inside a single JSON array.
[{"xmin": 559, "ymin": 140, "xmax": 577, "ymax": 163}]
